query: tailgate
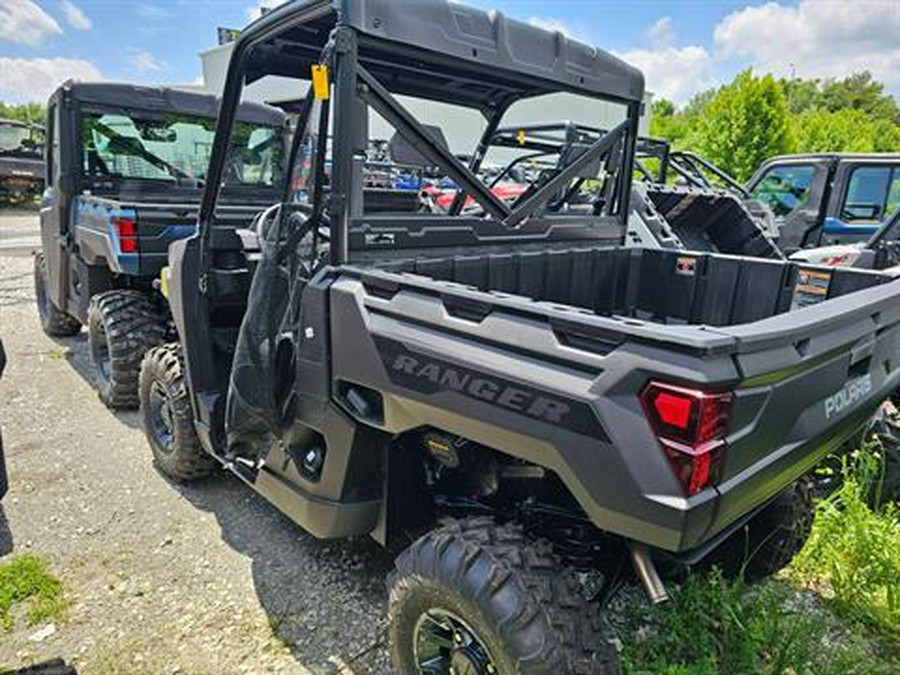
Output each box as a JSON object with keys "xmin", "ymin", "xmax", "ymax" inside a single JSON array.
[
  {"xmin": 709, "ymin": 276, "xmax": 900, "ymax": 536},
  {"xmin": 133, "ymin": 203, "xmax": 265, "ymax": 276}
]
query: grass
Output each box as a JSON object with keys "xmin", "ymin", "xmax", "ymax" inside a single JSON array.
[
  {"xmin": 0, "ymin": 554, "xmax": 67, "ymax": 629},
  {"xmin": 622, "ymin": 442, "xmax": 900, "ymax": 674},
  {"xmin": 791, "ymin": 445, "xmax": 900, "ymax": 636}
]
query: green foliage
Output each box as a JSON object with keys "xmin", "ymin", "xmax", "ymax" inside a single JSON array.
[
  {"xmin": 621, "ymin": 570, "xmax": 894, "ymax": 674},
  {"xmin": 794, "ymin": 109, "xmax": 885, "ymax": 153},
  {"xmin": 791, "ymin": 446, "xmax": 900, "ymax": 636},
  {"xmin": 0, "ymin": 102, "xmax": 44, "ymax": 125},
  {"xmin": 0, "ymin": 554, "xmax": 67, "ymax": 629},
  {"xmin": 820, "ymin": 72, "xmax": 900, "ymax": 123},
  {"xmin": 780, "ymin": 77, "xmax": 823, "ymax": 115},
  {"xmin": 687, "ymin": 70, "xmax": 793, "ymax": 182},
  {"xmin": 650, "ymin": 70, "xmax": 900, "ymax": 179}
]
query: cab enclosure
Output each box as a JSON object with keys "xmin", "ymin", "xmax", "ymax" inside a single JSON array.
[
  {"xmin": 39, "ymin": 81, "xmax": 286, "ymax": 325},
  {"xmin": 748, "ymin": 153, "xmax": 900, "ymax": 252}
]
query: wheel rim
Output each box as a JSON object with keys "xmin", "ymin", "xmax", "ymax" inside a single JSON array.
[
  {"xmin": 91, "ymin": 319, "xmax": 112, "ymax": 382},
  {"xmin": 413, "ymin": 608, "xmax": 498, "ymax": 675},
  {"xmin": 148, "ymin": 380, "xmax": 175, "ymax": 453}
]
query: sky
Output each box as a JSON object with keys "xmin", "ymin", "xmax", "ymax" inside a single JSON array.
[{"xmin": 1, "ymin": 0, "xmax": 899, "ymax": 106}]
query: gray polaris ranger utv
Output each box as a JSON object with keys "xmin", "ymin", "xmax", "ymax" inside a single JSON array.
[
  {"xmin": 34, "ymin": 82, "xmax": 285, "ymax": 408},
  {"xmin": 139, "ymin": 1, "xmax": 900, "ymax": 671}
]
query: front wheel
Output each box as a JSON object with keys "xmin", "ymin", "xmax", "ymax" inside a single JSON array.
[
  {"xmin": 139, "ymin": 343, "xmax": 217, "ymax": 481},
  {"xmin": 389, "ymin": 518, "xmax": 618, "ymax": 674}
]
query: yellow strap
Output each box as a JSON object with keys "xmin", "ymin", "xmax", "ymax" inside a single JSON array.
[{"xmin": 311, "ymin": 64, "xmax": 330, "ymax": 100}]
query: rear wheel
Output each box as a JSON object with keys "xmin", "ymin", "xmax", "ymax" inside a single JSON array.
[
  {"xmin": 34, "ymin": 252, "xmax": 81, "ymax": 337},
  {"xmin": 139, "ymin": 343, "xmax": 217, "ymax": 481},
  {"xmin": 704, "ymin": 480, "xmax": 814, "ymax": 582},
  {"xmin": 389, "ymin": 517, "xmax": 618, "ymax": 674},
  {"xmin": 868, "ymin": 399, "xmax": 900, "ymax": 505},
  {"xmin": 88, "ymin": 290, "xmax": 168, "ymax": 409}
]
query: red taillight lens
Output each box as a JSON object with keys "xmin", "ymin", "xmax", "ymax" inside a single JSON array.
[
  {"xmin": 115, "ymin": 217, "xmax": 138, "ymax": 253},
  {"xmin": 641, "ymin": 381, "xmax": 733, "ymax": 496}
]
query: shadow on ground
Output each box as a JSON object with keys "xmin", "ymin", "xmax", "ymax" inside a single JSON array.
[{"xmin": 168, "ymin": 470, "xmax": 394, "ymax": 673}]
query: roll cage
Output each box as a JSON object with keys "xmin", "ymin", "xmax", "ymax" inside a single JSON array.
[{"xmin": 198, "ymin": 0, "xmax": 645, "ymax": 266}]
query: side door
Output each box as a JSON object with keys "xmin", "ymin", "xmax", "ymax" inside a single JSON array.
[
  {"xmin": 822, "ymin": 161, "xmax": 900, "ymax": 245},
  {"xmin": 38, "ymin": 100, "xmax": 69, "ymax": 310},
  {"xmin": 747, "ymin": 160, "xmax": 825, "ymax": 251}
]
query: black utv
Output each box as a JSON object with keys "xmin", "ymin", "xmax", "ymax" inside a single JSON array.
[
  {"xmin": 0, "ymin": 118, "xmax": 44, "ymax": 205},
  {"xmin": 34, "ymin": 82, "xmax": 286, "ymax": 408},
  {"xmin": 140, "ymin": 1, "xmax": 900, "ymax": 671}
]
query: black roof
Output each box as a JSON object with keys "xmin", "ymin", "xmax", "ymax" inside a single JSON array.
[
  {"xmin": 239, "ymin": 0, "xmax": 644, "ymax": 108},
  {"xmin": 50, "ymin": 81, "xmax": 285, "ymax": 127}
]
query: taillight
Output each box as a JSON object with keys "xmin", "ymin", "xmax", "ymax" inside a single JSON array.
[
  {"xmin": 115, "ymin": 217, "xmax": 138, "ymax": 254},
  {"xmin": 641, "ymin": 381, "xmax": 732, "ymax": 496}
]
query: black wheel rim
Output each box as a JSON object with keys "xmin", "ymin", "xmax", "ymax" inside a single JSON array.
[
  {"xmin": 91, "ymin": 320, "xmax": 112, "ymax": 382},
  {"xmin": 148, "ymin": 380, "xmax": 175, "ymax": 453},
  {"xmin": 413, "ymin": 608, "xmax": 498, "ymax": 675}
]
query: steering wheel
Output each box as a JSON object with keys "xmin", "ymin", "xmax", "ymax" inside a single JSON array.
[{"xmin": 252, "ymin": 203, "xmax": 282, "ymax": 241}]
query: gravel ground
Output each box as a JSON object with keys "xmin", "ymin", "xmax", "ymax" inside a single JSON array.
[{"xmin": 0, "ymin": 211, "xmax": 391, "ymax": 674}]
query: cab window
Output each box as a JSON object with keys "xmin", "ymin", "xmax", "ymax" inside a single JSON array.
[
  {"xmin": 842, "ymin": 165, "xmax": 900, "ymax": 223},
  {"xmin": 750, "ymin": 164, "xmax": 815, "ymax": 217}
]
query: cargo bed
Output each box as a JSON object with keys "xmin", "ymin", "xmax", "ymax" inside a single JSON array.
[{"xmin": 337, "ymin": 246, "xmax": 900, "ymax": 549}]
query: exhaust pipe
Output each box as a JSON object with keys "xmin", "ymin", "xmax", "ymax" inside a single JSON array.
[{"xmin": 629, "ymin": 543, "xmax": 669, "ymax": 605}]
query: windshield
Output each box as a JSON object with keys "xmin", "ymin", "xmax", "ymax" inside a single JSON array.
[
  {"xmin": 0, "ymin": 121, "xmax": 43, "ymax": 157},
  {"xmin": 750, "ymin": 164, "xmax": 815, "ymax": 217},
  {"xmin": 81, "ymin": 110, "xmax": 283, "ymax": 189}
]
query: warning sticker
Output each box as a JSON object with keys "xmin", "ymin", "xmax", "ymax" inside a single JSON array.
[{"xmin": 675, "ymin": 256, "xmax": 697, "ymax": 276}]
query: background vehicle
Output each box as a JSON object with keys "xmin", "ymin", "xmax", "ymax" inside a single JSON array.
[
  {"xmin": 140, "ymin": 1, "xmax": 900, "ymax": 671},
  {"xmin": 748, "ymin": 153, "xmax": 900, "ymax": 252},
  {"xmin": 438, "ymin": 122, "xmax": 782, "ymax": 258},
  {"xmin": 0, "ymin": 118, "xmax": 44, "ymax": 205},
  {"xmin": 34, "ymin": 82, "xmax": 286, "ymax": 408}
]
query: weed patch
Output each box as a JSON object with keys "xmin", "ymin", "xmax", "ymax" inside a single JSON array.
[
  {"xmin": 792, "ymin": 447, "xmax": 900, "ymax": 636},
  {"xmin": 620, "ymin": 569, "xmax": 893, "ymax": 674},
  {"xmin": 0, "ymin": 554, "xmax": 67, "ymax": 629}
]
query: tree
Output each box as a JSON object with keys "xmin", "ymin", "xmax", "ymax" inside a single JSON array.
[
  {"xmin": 0, "ymin": 102, "xmax": 45, "ymax": 125},
  {"xmin": 649, "ymin": 97, "xmax": 690, "ymax": 144},
  {"xmin": 687, "ymin": 70, "xmax": 793, "ymax": 182},
  {"xmin": 779, "ymin": 77, "xmax": 822, "ymax": 114},
  {"xmin": 793, "ymin": 109, "xmax": 877, "ymax": 153},
  {"xmin": 820, "ymin": 71, "xmax": 899, "ymax": 122}
]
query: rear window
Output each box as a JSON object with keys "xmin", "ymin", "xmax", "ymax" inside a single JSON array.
[{"xmin": 81, "ymin": 110, "xmax": 284, "ymax": 189}]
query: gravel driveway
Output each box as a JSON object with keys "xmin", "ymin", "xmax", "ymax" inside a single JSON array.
[{"xmin": 0, "ymin": 211, "xmax": 390, "ymax": 674}]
